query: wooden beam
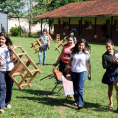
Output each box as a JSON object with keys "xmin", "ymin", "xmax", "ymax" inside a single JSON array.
[{"xmin": 94, "ymin": 17, "xmax": 97, "ymax": 35}]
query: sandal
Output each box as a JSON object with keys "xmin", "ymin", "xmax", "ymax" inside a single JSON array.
[
  {"xmin": 109, "ymin": 106, "xmax": 113, "ymax": 109},
  {"xmin": 6, "ymin": 104, "xmax": 12, "ymax": 109},
  {"xmin": 109, "ymin": 104, "xmax": 113, "ymax": 109},
  {"xmin": 78, "ymin": 105, "xmax": 83, "ymax": 110},
  {"xmin": 72, "ymin": 103, "xmax": 77, "ymax": 106}
]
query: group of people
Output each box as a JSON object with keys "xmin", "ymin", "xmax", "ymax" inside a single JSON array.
[
  {"xmin": 0, "ymin": 30, "xmax": 118, "ymax": 114},
  {"xmin": 53, "ymin": 34, "xmax": 91, "ymax": 109},
  {"xmin": 53, "ymin": 31, "xmax": 118, "ymax": 111}
]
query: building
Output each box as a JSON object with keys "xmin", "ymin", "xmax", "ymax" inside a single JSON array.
[
  {"xmin": 37, "ymin": 0, "xmax": 118, "ymax": 43},
  {"xmin": 0, "ymin": 12, "xmax": 8, "ymax": 33}
]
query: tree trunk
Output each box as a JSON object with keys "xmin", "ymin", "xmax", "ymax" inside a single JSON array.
[{"xmin": 28, "ymin": 21, "xmax": 31, "ymax": 37}]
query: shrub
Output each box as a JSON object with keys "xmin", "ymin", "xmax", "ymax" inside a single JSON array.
[{"xmin": 10, "ymin": 26, "xmax": 22, "ymax": 36}]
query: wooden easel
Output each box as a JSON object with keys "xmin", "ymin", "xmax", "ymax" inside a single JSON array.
[
  {"xmin": 30, "ymin": 34, "xmax": 52, "ymax": 54},
  {"xmin": 56, "ymin": 34, "xmax": 60, "ymax": 43},
  {"xmin": 8, "ymin": 45, "xmax": 41, "ymax": 90},
  {"xmin": 54, "ymin": 37, "xmax": 67, "ymax": 54}
]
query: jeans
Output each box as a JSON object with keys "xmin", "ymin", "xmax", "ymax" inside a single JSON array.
[
  {"xmin": 38, "ymin": 48, "xmax": 47, "ymax": 64},
  {"xmin": 0, "ymin": 71, "xmax": 14, "ymax": 109},
  {"xmin": 71, "ymin": 71, "xmax": 86, "ymax": 107}
]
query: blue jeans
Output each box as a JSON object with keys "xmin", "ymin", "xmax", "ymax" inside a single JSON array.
[
  {"xmin": 38, "ymin": 48, "xmax": 47, "ymax": 64},
  {"xmin": 71, "ymin": 71, "xmax": 86, "ymax": 107},
  {"xmin": 0, "ymin": 71, "xmax": 14, "ymax": 109}
]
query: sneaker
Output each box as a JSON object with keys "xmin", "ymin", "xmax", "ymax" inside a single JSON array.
[
  {"xmin": 0, "ymin": 109, "xmax": 4, "ymax": 113},
  {"xmin": 38, "ymin": 63, "xmax": 42, "ymax": 66},
  {"xmin": 43, "ymin": 64, "xmax": 46, "ymax": 66},
  {"xmin": 6, "ymin": 104, "xmax": 12, "ymax": 109}
]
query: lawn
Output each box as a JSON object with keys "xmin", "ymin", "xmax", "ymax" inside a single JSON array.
[{"xmin": 1, "ymin": 36, "xmax": 118, "ymax": 118}]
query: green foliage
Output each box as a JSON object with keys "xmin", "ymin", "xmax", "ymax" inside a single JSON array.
[
  {"xmin": 10, "ymin": 26, "xmax": 22, "ymax": 36},
  {"xmin": 0, "ymin": 0, "xmax": 22, "ymax": 18},
  {"xmin": 47, "ymin": 0, "xmax": 88, "ymax": 11}
]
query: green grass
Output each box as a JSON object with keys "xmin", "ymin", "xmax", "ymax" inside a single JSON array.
[{"xmin": 1, "ymin": 37, "xmax": 118, "ymax": 118}]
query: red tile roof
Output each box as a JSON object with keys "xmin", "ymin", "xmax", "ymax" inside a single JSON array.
[{"xmin": 37, "ymin": 0, "xmax": 118, "ymax": 19}]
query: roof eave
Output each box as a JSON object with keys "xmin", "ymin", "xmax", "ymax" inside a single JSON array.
[{"xmin": 37, "ymin": 14, "xmax": 118, "ymax": 19}]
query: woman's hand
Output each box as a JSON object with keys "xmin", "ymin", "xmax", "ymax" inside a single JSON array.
[
  {"xmin": 113, "ymin": 59, "xmax": 118, "ymax": 64},
  {"xmin": 88, "ymin": 74, "xmax": 91, "ymax": 80},
  {"xmin": 53, "ymin": 63, "xmax": 57, "ymax": 67}
]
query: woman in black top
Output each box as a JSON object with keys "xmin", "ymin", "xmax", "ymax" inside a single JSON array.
[{"xmin": 102, "ymin": 39, "xmax": 118, "ymax": 110}]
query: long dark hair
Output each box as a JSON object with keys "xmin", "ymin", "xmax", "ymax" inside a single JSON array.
[
  {"xmin": 72, "ymin": 39, "xmax": 91, "ymax": 54},
  {"xmin": 0, "ymin": 32, "xmax": 12, "ymax": 46}
]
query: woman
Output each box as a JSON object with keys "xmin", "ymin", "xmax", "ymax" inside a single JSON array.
[
  {"xmin": 0, "ymin": 32, "xmax": 15, "ymax": 113},
  {"xmin": 102, "ymin": 39, "xmax": 118, "ymax": 110},
  {"xmin": 53, "ymin": 35, "xmax": 75, "ymax": 97},
  {"xmin": 38, "ymin": 29, "xmax": 50, "ymax": 65},
  {"xmin": 67, "ymin": 39, "xmax": 91, "ymax": 109},
  {"xmin": 67, "ymin": 31, "xmax": 77, "ymax": 44}
]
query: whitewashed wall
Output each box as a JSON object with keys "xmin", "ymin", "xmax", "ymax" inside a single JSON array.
[
  {"xmin": 0, "ymin": 13, "xmax": 8, "ymax": 33},
  {"xmin": 8, "ymin": 18, "xmax": 53, "ymax": 34}
]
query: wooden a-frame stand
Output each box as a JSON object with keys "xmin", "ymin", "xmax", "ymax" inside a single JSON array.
[
  {"xmin": 54, "ymin": 37, "xmax": 67, "ymax": 54},
  {"xmin": 56, "ymin": 34, "xmax": 60, "ymax": 43},
  {"xmin": 8, "ymin": 45, "xmax": 41, "ymax": 90},
  {"xmin": 30, "ymin": 34, "xmax": 52, "ymax": 54}
]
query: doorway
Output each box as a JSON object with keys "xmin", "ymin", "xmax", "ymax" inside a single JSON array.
[{"xmin": 106, "ymin": 20, "xmax": 110, "ymax": 38}]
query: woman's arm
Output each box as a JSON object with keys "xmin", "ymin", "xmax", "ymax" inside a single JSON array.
[
  {"xmin": 9, "ymin": 46, "xmax": 17, "ymax": 62},
  {"xmin": 53, "ymin": 49, "xmax": 64, "ymax": 66},
  {"xmin": 102, "ymin": 55, "xmax": 114, "ymax": 69},
  {"xmin": 86, "ymin": 60, "xmax": 91, "ymax": 80}
]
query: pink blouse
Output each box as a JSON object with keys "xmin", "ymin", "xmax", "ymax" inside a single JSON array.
[{"xmin": 61, "ymin": 45, "xmax": 72, "ymax": 63}]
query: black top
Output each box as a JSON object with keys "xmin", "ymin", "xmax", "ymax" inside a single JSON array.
[{"xmin": 102, "ymin": 49, "xmax": 118, "ymax": 72}]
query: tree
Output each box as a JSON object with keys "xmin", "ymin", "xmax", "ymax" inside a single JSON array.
[
  {"xmin": 21, "ymin": 0, "xmax": 48, "ymax": 37},
  {"xmin": 0, "ymin": 0, "xmax": 22, "ymax": 17},
  {"xmin": 0, "ymin": 0, "xmax": 24, "ymax": 27},
  {"xmin": 47, "ymin": 0, "xmax": 90, "ymax": 11}
]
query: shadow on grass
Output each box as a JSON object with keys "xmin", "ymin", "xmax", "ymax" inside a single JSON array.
[
  {"xmin": 13, "ymin": 88, "xmax": 64, "ymax": 97},
  {"xmin": 15, "ymin": 88, "xmax": 108, "ymax": 112},
  {"xmin": 36, "ymin": 63, "xmax": 53, "ymax": 66}
]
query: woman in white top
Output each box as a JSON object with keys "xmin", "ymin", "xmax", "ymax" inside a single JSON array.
[
  {"xmin": 67, "ymin": 39, "xmax": 91, "ymax": 110},
  {"xmin": 0, "ymin": 32, "xmax": 15, "ymax": 113}
]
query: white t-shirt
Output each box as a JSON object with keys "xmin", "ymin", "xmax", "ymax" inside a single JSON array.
[
  {"xmin": 0, "ymin": 46, "xmax": 14, "ymax": 71},
  {"xmin": 71, "ymin": 51, "xmax": 90, "ymax": 73}
]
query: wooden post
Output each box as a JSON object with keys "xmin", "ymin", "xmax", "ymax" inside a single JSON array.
[
  {"xmin": 41, "ymin": 19, "xmax": 43, "ymax": 34},
  {"xmin": 111, "ymin": 16, "xmax": 113, "ymax": 39},
  {"xmin": 58, "ymin": 18, "xmax": 60, "ymax": 34},
  {"xmin": 94, "ymin": 17, "xmax": 97, "ymax": 35},
  {"xmin": 49, "ymin": 19, "xmax": 51, "ymax": 34},
  {"xmin": 81, "ymin": 17, "xmax": 83, "ymax": 35},
  {"xmin": 69, "ymin": 17, "xmax": 70, "ymax": 34}
]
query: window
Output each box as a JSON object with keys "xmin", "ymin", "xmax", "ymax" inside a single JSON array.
[
  {"xmin": 85, "ymin": 20, "xmax": 92, "ymax": 29},
  {"xmin": 63, "ymin": 20, "xmax": 69, "ymax": 29},
  {"xmin": 115, "ymin": 20, "xmax": 118, "ymax": 31}
]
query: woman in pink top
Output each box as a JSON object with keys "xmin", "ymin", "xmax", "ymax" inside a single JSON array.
[{"xmin": 53, "ymin": 35, "xmax": 75, "ymax": 75}]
